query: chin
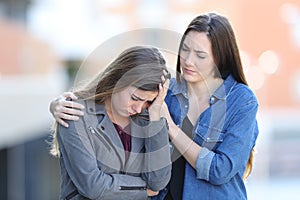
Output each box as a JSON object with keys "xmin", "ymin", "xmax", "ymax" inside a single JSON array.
[
  {"xmin": 184, "ymin": 74, "xmax": 204, "ymax": 83},
  {"xmin": 183, "ymin": 74, "xmax": 195, "ymax": 82}
]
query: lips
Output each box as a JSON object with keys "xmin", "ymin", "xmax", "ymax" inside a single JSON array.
[
  {"xmin": 128, "ymin": 112, "xmax": 136, "ymax": 116},
  {"xmin": 183, "ymin": 67, "xmax": 195, "ymax": 74}
]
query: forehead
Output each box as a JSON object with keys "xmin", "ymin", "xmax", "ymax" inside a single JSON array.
[
  {"xmin": 128, "ymin": 87, "xmax": 158, "ymax": 101},
  {"xmin": 183, "ymin": 31, "xmax": 211, "ymax": 50}
]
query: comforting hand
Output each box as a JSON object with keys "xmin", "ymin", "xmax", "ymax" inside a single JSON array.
[{"xmin": 49, "ymin": 92, "xmax": 84, "ymax": 127}]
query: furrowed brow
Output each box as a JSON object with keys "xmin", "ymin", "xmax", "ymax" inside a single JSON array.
[
  {"xmin": 132, "ymin": 94, "xmax": 145, "ymax": 101},
  {"xmin": 194, "ymin": 49, "xmax": 207, "ymax": 54}
]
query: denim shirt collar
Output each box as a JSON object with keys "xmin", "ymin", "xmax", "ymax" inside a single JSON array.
[
  {"xmin": 170, "ymin": 75, "xmax": 237, "ymax": 102},
  {"xmin": 169, "ymin": 77, "xmax": 188, "ymax": 98},
  {"xmin": 213, "ymin": 75, "xmax": 236, "ymax": 100}
]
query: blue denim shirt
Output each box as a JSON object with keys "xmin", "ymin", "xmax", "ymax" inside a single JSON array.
[{"xmin": 155, "ymin": 75, "xmax": 259, "ymax": 200}]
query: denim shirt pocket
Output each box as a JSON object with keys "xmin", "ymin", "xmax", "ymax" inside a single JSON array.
[{"xmin": 194, "ymin": 124, "xmax": 225, "ymax": 151}]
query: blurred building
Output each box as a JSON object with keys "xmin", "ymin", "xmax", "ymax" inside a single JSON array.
[
  {"xmin": 0, "ymin": 0, "xmax": 65, "ymax": 199},
  {"xmin": 0, "ymin": 0, "xmax": 299, "ymax": 200}
]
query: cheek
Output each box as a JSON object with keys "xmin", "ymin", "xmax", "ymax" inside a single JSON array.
[
  {"xmin": 123, "ymin": 99, "xmax": 133, "ymax": 109},
  {"xmin": 179, "ymin": 57, "xmax": 185, "ymax": 66},
  {"xmin": 194, "ymin": 59, "xmax": 212, "ymax": 69},
  {"xmin": 112, "ymin": 95, "xmax": 130, "ymax": 110},
  {"xmin": 179, "ymin": 52, "xmax": 187, "ymax": 63}
]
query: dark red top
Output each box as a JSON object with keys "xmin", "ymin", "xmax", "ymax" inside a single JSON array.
[{"xmin": 113, "ymin": 123, "xmax": 131, "ymax": 162}]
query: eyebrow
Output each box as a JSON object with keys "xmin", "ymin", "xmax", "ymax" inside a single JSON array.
[
  {"xmin": 132, "ymin": 94, "xmax": 146, "ymax": 101},
  {"xmin": 182, "ymin": 43, "xmax": 207, "ymax": 54}
]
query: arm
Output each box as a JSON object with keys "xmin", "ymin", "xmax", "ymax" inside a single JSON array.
[
  {"xmin": 166, "ymin": 111, "xmax": 201, "ymax": 168},
  {"xmin": 162, "ymin": 99, "xmax": 258, "ymax": 185},
  {"xmin": 58, "ymin": 118, "xmax": 149, "ymax": 199},
  {"xmin": 142, "ymin": 118, "xmax": 172, "ymax": 191},
  {"xmin": 49, "ymin": 92, "xmax": 84, "ymax": 127},
  {"xmin": 161, "ymin": 102, "xmax": 200, "ymax": 168},
  {"xmin": 197, "ymin": 100, "xmax": 258, "ymax": 185},
  {"xmin": 141, "ymin": 76, "xmax": 172, "ymax": 190}
]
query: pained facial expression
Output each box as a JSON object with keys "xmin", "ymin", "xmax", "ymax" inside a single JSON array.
[
  {"xmin": 180, "ymin": 30, "xmax": 218, "ymax": 83},
  {"xmin": 111, "ymin": 86, "xmax": 158, "ymax": 117}
]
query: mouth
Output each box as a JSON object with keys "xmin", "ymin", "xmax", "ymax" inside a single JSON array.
[
  {"xmin": 183, "ymin": 67, "xmax": 195, "ymax": 74},
  {"xmin": 128, "ymin": 112, "xmax": 136, "ymax": 116}
]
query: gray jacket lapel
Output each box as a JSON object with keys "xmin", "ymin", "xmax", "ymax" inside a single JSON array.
[
  {"xmin": 125, "ymin": 120, "xmax": 145, "ymax": 172},
  {"xmin": 96, "ymin": 114, "xmax": 126, "ymax": 166},
  {"xmin": 82, "ymin": 100, "xmax": 127, "ymax": 167}
]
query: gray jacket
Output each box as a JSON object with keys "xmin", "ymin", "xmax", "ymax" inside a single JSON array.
[{"xmin": 57, "ymin": 99, "xmax": 171, "ymax": 200}]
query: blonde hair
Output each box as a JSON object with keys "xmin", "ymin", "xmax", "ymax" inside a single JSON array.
[
  {"xmin": 49, "ymin": 122, "xmax": 60, "ymax": 157},
  {"xmin": 242, "ymin": 148, "xmax": 255, "ymax": 179}
]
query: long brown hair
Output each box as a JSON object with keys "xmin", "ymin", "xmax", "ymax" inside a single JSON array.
[
  {"xmin": 176, "ymin": 13, "xmax": 254, "ymax": 179},
  {"xmin": 75, "ymin": 45, "xmax": 167, "ymax": 102},
  {"xmin": 50, "ymin": 46, "xmax": 167, "ymax": 157}
]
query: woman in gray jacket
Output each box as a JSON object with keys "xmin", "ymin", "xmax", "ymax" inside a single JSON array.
[{"xmin": 50, "ymin": 46, "xmax": 171, "ymax": 200}]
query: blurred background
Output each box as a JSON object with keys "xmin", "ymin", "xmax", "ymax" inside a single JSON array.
[{"xmin": 0, "ymin": 0, "xmax": 300, "ymax": 199}]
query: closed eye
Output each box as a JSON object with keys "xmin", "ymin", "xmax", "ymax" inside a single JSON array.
[
  {"xmin": 131, "ymin": 96, "xmax": 139, "ymax": 101},
  {"xmin": 131, "ymin": 94, "xmax": 146, "ymax": 102},
  {"xmin": 196, "ymin": 54, "xmax": 206, "ymax": 59},
  {"xmin": 181, "ymin": 43, "xmax": 189, "ymax": 51}
]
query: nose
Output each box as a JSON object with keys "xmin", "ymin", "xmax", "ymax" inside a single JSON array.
[
  {"xmin": 183, "ymin": 52, "xmax": 193, "ymax": 66},
  {"xmin": 132, "ymin": 102, "xmax": 145, "ymax": 114}
]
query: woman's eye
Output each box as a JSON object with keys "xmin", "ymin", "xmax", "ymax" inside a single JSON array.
[
  {"xmin": 197, "ymin": 54, "xmax": 206, "ymax": 59},
  {"xmin": 181, "ymin": 44, "xmax": 190, "ymax": 51},
  {"xmin": 181, "ymin": 47, "xmax": 189, "ymax": 51},
  {"xmin": 131, "ymin": 96, "xmax": 138, "ymax": 101}
]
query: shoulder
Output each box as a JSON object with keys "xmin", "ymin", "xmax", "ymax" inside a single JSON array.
[
  {"xmin": 168, "ymin": 78, "xmax": 185, "ymax": 92},
  {"xmin": 223, "ymin": 75, "xmax": 257, "ymax": 104},
  {"xmin": 230, "ymin": 83, "xmax": 258, "ymax": 105},
  {"xmin": 169, "ymin": 78, "xmax": 177, "ymax": 89},
  {"xmin": 58, "ymin": 99, "xmax": 91, "ymax": 134},
  {"xmin": 166, "ymin": 78, "xmax": 187, "ymax": 98}
]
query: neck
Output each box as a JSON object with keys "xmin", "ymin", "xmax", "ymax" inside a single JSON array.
[
  {"xmin": 186, "ymin": 77, "xmax": 224, "ymax": 125},
  {"xmin": 104, "ymin": 98, "xmax": 129, "ymax": 128},
  {"xmin": 187, "ymin": 77, "xmax": 223, "ymax": 99}
]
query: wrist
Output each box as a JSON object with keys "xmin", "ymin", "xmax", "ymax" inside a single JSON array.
[
  {"xmin": 169, "ymin": 123, "xmax": 180, "ymax": 140},
  {"xmin": 149, "ymin": 113, "xmax": 160, "ymax": 121},
  {"xmin": 148, "ymin": 107, "xmax": 161, "ymax": 121}
]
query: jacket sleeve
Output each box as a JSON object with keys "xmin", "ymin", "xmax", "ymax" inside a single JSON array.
[
  {"xmin": 141, "ymin": 117, "xmax": 172, "ymax": 191},
  {"xmin": 57, "ymin": 117, "xmax": 148, "ymax": 200},
  {"xmin": 195, "ymin": 96, "xmax": 259, "ymax": 185}
]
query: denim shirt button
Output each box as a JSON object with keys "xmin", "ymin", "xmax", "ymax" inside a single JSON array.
[
  {"xmin": 210, "ymin": 97, "xmax": 216, "ymax": 105},
  {"xmin": 185, "ymin": 104, "xmax": 188, "ymax": 108}
]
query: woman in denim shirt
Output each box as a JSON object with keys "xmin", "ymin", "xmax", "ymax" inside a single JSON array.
[
  {"xmin": 159, "ymin": 13, "xmax": 259, "ymax": 200},
  {"xmin": 50, "ymin": 13, "xmax": 259, "ymax": 200}
]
